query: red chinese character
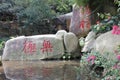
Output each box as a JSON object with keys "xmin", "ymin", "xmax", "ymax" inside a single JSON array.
[
  {"xmin": 79, "ymin": 20, "xmax": 85, "ymax": 29},
  {"xmin": 41, "ymin": 40, "xmax": 53, "ymax": 53},
  {"xmin": 79, "ymin": 20, "xmax": 90, "ymax": 30},
  {"xmin": 23, "ymin": 41, "xmax": 36, "ymax": 54}
]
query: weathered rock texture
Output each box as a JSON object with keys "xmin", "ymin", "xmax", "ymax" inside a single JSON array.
[
  {"xmin": 81, "ymin": 30, "xmax": 120, "ymax": 62},
  {"xmin": 94, "ymin": 31, "xmax": 120, "ymax": 54},
  {"xmin": 64, "ymin": 32, "xmax": 79, "ymax": 53},
  {"xmin": 82, "ymin": 31, "xmax": 96, "ymax": 52},
  {"xmin": 56, "ymin": 30, "xmax": 67, "ymax": 39},
  {"xmin": 69, "ymin": 4, "xmax": 91, "ymax": 38},
  {"xmin": 2, "ymin": 35, "xmax": 64, "ymax": 60},
  {"xmin": 2, "ymin": 30, "xmax": 79, "ymax": 60}
]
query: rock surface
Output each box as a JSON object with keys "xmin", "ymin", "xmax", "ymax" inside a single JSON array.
[
  {"xmin": 64, "ymin": 32, "xmax": 79, "ymax": 53},
  {"xmin": 69, "ymin": 4, "xmax": 91, "ymax": 38},
  {"xmin": 2, "ymin": 30, "xmax": 80, "ymax": 60},
  {"xmin": 82, "ymin": 30, "xmax": 120, "ymax": 61},
  {"xmin": 92, "ymin": 31, "xmax": 120, "ymax": 60},
  {"xmin": 82, "ymin": 31, "xmax": 120, "ymax": 54},
  {"xmin": 2, "ymin": 34, "xmax": 64, "ymax": 60},
  {"xmin": 94, "ymin": 31, "xmax": 120, "ymax": 53},
  {"xmin": 55, "ymin": 30, "xmax": 67, "ymax": 39},
  {"xmin": 82, "ymin": 31, "xmax": 96, "ymax": 52}
]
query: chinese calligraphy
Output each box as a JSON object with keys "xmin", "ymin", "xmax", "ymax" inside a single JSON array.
[
  {"xmin": 79, "ymin": 6, "xmax": 91, "ymax": 30},
  {"xmin": 41, "ymin": 40, "xmax": 53, "ymax": 53},
  {"xmin": 23, "ymin": 40, "xmax": 53, "ymax": 54},
  {"xmin": 79, "ymin": 20, "xmax": 91, "ymax": 30},
  {"xmin": 79, "ymin": 20, "xmax": 85, "ymax": 29},
  {"xmin": 23, "ymin": 40, "xmax": 36, "ymax": 54}
]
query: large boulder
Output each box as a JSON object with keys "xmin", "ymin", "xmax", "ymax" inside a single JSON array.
[
  {"xmin": 2, "ymin": 34, "xmax": 64, "ymax": 60},
  {"xmin": 69, "ymin": 4, "xmax": 91, "ymax": 38},
  {"xmin": 82, "ymin": 31, "xmax": 120, "ymax": 54},
  {"xmin": 94, "ymin": 31, "xmax": 120, "ymax": 54},
  {"xmin": 2, "ymin": 30, "xmax": 80, "ymax": 60}
]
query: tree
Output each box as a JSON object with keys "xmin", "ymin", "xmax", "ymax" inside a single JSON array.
[
  {"xmin": 14, "ymin": 0, "xmax": 56, "ymax": 35},
  {"xmin": 17, "ymin": 0, "xmax": 55, "ymax": 23},
  {"xmin": 15, "ymin": 0, "xmax": 74, "ymax": 35},
  {"xmin": 48, "ymin": 0, "xmax": 73, "ymax": 15}
]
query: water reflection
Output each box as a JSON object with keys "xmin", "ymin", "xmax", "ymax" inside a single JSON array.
[{"xmin": 2, "ymin": 61, "xmax": 80, "ymax": 80}]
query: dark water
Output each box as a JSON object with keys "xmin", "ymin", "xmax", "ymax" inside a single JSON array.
[{"xmin": 0, "ymin": 61, "xmax": 81, "ymax": 80}]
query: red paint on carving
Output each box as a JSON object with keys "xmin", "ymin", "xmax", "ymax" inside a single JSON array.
[
  {"xmin": 23, "ymin": 41, "xmax": 36, "ymax": 54},
  {"xmin": 41, "ymin": 40, "xmax": 53, "ymax": 53},
  {"xmin": 80, "ymin": 20, "xmax": 85, "ymax": 29}
]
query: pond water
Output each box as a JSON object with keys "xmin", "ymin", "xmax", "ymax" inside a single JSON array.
[{"xmin": 0, "ymin": 60, "xmax": 82, "ymax": 80}]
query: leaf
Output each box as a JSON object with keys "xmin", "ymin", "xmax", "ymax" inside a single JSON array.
[
  {"xmin": 100, "ymin": 14, "xmax": 105, "ymax": 19},
  {"xmin": 97, "ymin": 13, "xmax": 100, "ymax": 17}
]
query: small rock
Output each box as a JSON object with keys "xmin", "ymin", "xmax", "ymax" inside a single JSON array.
[{"xmin": 69, "ymin": 4, "xmax": 91, "ymax": 38}]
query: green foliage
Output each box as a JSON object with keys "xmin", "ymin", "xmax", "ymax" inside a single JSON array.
[
  {"xmin": 0, "ymin": 41, "xmax": 5, "ymax": 50},
  {"xmin": 17, "ymin": 0, "xmax": 55, "ymax": 25},
  {"xmin": 0, "ymin": 37, "xmax": 10, "ymax": 50},
  {"xmin": 62, "ymin": 53, "xmax": 71, "ymax": 60},
  {"xmin": 114, "ymin": 0, "xmax": 120, "ymax": 12},
  {"xmin": 0, "ymin": 0, "xmax": 15, "ymax": 21},
  {"xmin": 91, "ymin": 14, "xmax": 120, "ymax": 34},
  {"xmin": 48, "ymin": 0, "xmax": 73, "ymax": 15},
  {"xmin": 79, "ymin": 37, "xmax": 85, "ymax": 47},
  {"xmin": 72, "ymin": 0, "xmax": 106, "ymax": 7},
  {"xmin": 13, "ymin": 0, "xmax": 58, "ymax": 35},
  {"xmin": 16, "ymin": 0, "xmax": 73, "ymax": 23},
  {"xmin": 13, "ymin": 0, "xmax": 32, "ymax": 7},
  {"xmin": 74, "ymin": 0, "xmax": 89, "ymax": 6},
  {"xmin": 79, "ymin": 49, "xmax": 120, "ymax": 80},
  {"xmin": 13, "ymin": 0, "xmax": 73, "ymax": 35}
]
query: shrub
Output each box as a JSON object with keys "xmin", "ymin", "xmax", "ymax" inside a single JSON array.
[
  {"xmin": 91, "ymin": 14, "xmax": 120, "ymax": 34},
  {"xmin": 79, "ymin": 49, "xmax": 120, "ymax": 79}
]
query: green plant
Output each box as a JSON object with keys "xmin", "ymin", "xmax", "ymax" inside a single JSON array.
[
  {"xmin": 0, "ymin": 41, "xmax": 5, "ymax": 50},
  {"xmin": 114, "ymin": 0, "xmax": 120, "ymax": 12},
  {"xmin": 91, "ymin": 14, "xmax": 120, "ymax": 34},
  {"xmin": 79, "ymin": 49, "xmax": 120, "ymax": 80},
  {"xmin": 0, "ymin": 37, "xmax": 10, "ymax": 50},
  {"xmin": 13, "ymin": 0, "xmax": 32, "ymax": 7},
  {"xmin": 79, "ymin": 37, "xmax": 85, "ymax": 47},
  {"xmin": 14, "ymin": 0, "xmax": 74, "ymax": 35},
  {"xmin": 14, "ymin": 0, "xmax": 57, "ymax": 35},
  {"xmin": 48, "ymin": 0, "xmax": 73, "ymax": 15},
  {"xmin": 18, "ymin": 0, "xmax": 55, "ymax": 24},
  {"xmin": 74, "ymin": 0, "xmax": 89, "ymax": 6}
]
